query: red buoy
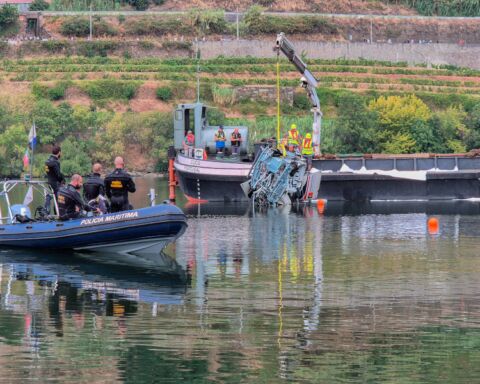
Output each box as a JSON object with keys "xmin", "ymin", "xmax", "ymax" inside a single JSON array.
[
  {"xmin": 428, "ymin": 217, "xmax": 439, "ymax": 234},
  {"xmin": 316, "ymin": 199, "xmax": 325, "ymax": 214}
]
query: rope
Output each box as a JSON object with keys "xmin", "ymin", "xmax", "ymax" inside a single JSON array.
[{"xmin": 276, "ymin": 52, "xmax": 281, "ymax": 143}]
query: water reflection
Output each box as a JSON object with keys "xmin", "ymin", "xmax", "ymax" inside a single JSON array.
[{"xmin": 2, "ymin": 178, "xmax": 480, "ymax": 381}]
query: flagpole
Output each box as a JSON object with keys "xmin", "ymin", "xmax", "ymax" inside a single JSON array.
[{"xmin": 29, "ymin": 121, "xmax": 35, "ymax": 181}]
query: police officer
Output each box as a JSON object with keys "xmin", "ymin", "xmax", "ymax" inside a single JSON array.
[
  {"xmin": 45, "ymin": 145, "xmax": 65, "ymax": 196},
  {"xmin": 83, "ymin": 163, "xmax": 108, "ymax": 213},
  {"xmin": 57, "ymin": 174, "xmax": 94, "ymax": 221},
  {"xmin": 104, "ymin": 157, "xmax": 136, "ymax": 213}
]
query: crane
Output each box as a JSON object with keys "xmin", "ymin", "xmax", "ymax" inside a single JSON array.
[{"xmin": 275, "ymin": 33, "xmax": 322, "ymax": 157}]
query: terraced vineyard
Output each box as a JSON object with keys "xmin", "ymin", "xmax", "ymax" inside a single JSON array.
[
  {"xmin": 2, "ymin": 57, "xmax": 480, "ymax": 107},
  {"xmin": 2, "ymin": 55, "xmax": 480, "ymax": 175}
]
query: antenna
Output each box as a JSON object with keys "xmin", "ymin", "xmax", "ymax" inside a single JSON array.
[{"xmin": 196, "ymin": 38, "xmax": 200, "ymax": 102}]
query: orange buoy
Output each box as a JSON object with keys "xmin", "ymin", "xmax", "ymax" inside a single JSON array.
[
  {"xmin": 316, "ymin": 199, "xmax": 325, "ymax": 214},
  {"xmin": 428, "ymin": 217, "xmax": 439, "ymax": 234}
]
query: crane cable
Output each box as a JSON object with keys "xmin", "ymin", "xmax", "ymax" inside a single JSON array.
[{"xmin": 276, "ymin": 50, "xmax": 281, "ymax": 144}]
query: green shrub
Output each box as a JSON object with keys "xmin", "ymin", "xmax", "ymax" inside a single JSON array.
[
  {"xmin": 60, "ymin": 17, "xmax": 117, "ymax": 37},
  {"xmin": 0, "ymin": 41, "xmax": 8, "ymax": 57},
  {"xmin": 32, "ymin": 81, "xmax": 71, "ymax": 101},
  {"xmin": 187, "ymin": 9, "xmax": 227, "ymax": 35},
  {"xmin": 243, "ymin": 5, "xmax": 337, "ymax": 35},
  {"xmin": 139, "ymin": 40, "xmax": 155, "ymax": 50},
  {"xmin": 124, "ymin": 16, "xmax": 190, "ymax": 36},
  {"xmin": 80, "ymin": 79, "xmax": 141, "ymax": 100},
  {"xmin": 129, "ymin": 0, "xmax": 149, "ymax": 11},
  {"xmin": 293, "ymin": 93, "xmax": 310, "ymax": 110},
  {"xmin": 161, "ymin": 41, "xmax": 192, "ymax": 51},
  {"xmin": 29, "ymin": 0, "xmax": 49, "ymax": 10},
  {"xmin": 0, "ymin": 4, "xmax": 18, "ymax": 28},
  {"xmin": 60, "ymin": 17, "xmax": 89, "ymax": 36},
  {"xmin": 76, "ymin": 41, "xmax": 119, "ymax": 57},
  {"xmin": 156, "ymin": 86, "xmax": 172, "ymax": 101},
  {"xmin": 41, "ymin": 40, "xmax": 69, "ymax": 53}
]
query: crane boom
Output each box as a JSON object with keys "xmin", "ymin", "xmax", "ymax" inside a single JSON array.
[{"xmin": 275, "ymin": 32, "xmax": 322, "ymax": 156}]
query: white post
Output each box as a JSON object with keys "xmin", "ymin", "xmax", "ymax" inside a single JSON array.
[
  {"xmin": 149, "ymin": 188, "xmax": 156, "ymax": 206},
  {"xmin": 89, "ymin": 3, "xmax": 93, "ymax": 41},
  {"xmin": 236, "ymin": 11, "xmax": 239, "ymax": 40}
]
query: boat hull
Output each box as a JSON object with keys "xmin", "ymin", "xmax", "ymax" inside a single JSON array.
[
  {"xmin": 0, "ymin": 205, "xmax": 187, "ymax": 255},
  {"xmin": 175, "ymin": 153, "xmax": 480, "ymax": 202}
]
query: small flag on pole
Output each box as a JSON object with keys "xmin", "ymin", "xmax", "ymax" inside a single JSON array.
[
  {"xmin": 28, "ymin": 123, "xmax": 37, "ymax": 150},
  {"xmin": 23, "ymin": 149, "xmax": 29, "ymax": 168}
]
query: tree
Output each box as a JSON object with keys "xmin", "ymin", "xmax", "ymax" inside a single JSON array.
[
  {"xmin": 328, "ymin": 93, "xmax": 380, "ymax": 154},
  {"xmin": 368, "ymin": 94, "xmax": 431, "ymax": 133},
  {"xmin": 0, "ymin": 4, "xmax": 18, "ymax": 28},
  {"xmin": 0, "ymin": 124, "xmax": 27, "ymax": 176},
  {"xmin": 29, "ymin": 0, "xmax": 49, "ymax": 11}
]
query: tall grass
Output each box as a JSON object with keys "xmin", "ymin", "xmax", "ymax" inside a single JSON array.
[
  {"xmin": 211, "ymin": 85, "xmax": 236, "ymax": 106},
  {"xmin": 50, "ymin": 0, "xmax": 119, "ymax": 11},
  {"xmin": 385, "ymin": 0, "xmax": 480, "ymax": 16}
]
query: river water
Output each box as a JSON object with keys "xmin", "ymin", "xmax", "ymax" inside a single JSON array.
[{"xmin": 1, "ymin": 177, "xmax": 480, "ymax": 382}]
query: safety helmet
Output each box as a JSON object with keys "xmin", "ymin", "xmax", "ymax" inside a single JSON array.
[
  {"xmin": 306, "ymin": 133, "xmax": 312, "ymax": 139},
  {"xmin": 291, "ymin": 124, "xmax": 297, "ymax": 130}
]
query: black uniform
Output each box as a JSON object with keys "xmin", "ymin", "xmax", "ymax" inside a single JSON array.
[
  {"xmin": 83, "ymin": 173, "xmax": 105, "ymax": 201},
  {"xmin": 45, "ymin": 154, "xmax": 65, "ymax": 195},
  {"xmin": 57, "ymin": 184, "xmax": 92, "ymax": 221},
  {"xmin": 104, "ymin": 168, "xmax": 136, "ymax": 213}
]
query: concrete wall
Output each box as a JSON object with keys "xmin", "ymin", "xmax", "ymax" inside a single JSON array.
[{"xmin": 199, "ymin": 40, "xmax": 480, "ymax": 69}]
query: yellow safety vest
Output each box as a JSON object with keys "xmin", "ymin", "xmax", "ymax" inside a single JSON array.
[
  {"xmin": 302, "ymin": 138, "xmax": 313, "ymax": 155},
  {"xmin": 288, "ymin": 129, "xmax": 299, "ymax": 145}
]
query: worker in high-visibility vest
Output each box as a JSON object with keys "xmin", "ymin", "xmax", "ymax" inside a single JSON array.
[
  {"xmin": 302, "ymin": 133, "xmax": 314, "ymax": 170},
  {"xmin": 278, "ymin": 134, "xmax": 289, "ymax": 156},
  {"xmin": 288, "ymin": 124, "xmax": 302, "ymax": 149}
]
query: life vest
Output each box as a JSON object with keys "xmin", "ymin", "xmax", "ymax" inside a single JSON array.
[
  {"xmin": 215, "ymin": 130, "xmax": 226, "ymax": 140},
  {"xmin": 302, "ymin": 138, "xmax": 313, "ymax": 155},
  {"xmin": 288, "ymin": 129, "xmax": 299, "ymax": 145},
  {"xmin": 184, "ymin": 134, "xmax": 195, "ymax": 146},
  {"xmin": 278, "ymin": 137, "xmax": 288, "ymax": 156}
]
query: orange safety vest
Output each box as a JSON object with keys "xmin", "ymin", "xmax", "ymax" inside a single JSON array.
[
  {"xmin": 302, "ymin": 138, "xmax": 313, "ymax": 155},
  {"xmin": 288, "ymin": 129, "xmax": 299, "ymax": 145},
  {"xmin": 184, "ymin": 134, "xmax": 195, "ymax": 146}
]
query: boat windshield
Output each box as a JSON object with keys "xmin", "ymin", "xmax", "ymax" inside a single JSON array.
[{"xmin": 0, "ymin": 180, "xmax": 58, "ymax": 224}]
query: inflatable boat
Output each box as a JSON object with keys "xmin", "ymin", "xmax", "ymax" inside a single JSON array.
[{"xmin": 0, "ymin": 180, "xmax": 187, "ymax": 255}]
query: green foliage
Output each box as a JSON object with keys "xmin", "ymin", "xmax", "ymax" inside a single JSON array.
[
  {"xmin": 49, "ymin": 0, "xmax": 118, "ymax": 11},
  {"xmin": 0, "ymin": 4, "xmax": 18, "ymax": 37},
  {"xmin": 187, "ymin": 9, "xmax": 227, "ymax": 35},
  {"xmin": 0, "ymin": 124, "xmax": 27, "ymax": 177},
  {"xmin": 29, "ymin": 0, "xmax": 49, "ymax": 11},
  {"xmin": 41, "ymin": 40, "xmax": 69, "ymax": 54},
  {"xmin": 129, "ymin": 0, "xmax": 149, "ymax": 11},
  {"xmin": 32, "ymin": 81, "xmax": 71, "ymax": 101},
  {"xmin": 386, "ymin": 0, "xmax": 480, "ymax": 16},
  {"xmin": 124, "ymin": 16, "xmax": 189, "ymax": 36},
  {"xmin": 60, "ymin": 17, "xmax": 117, "ymax": 37},
  {"xmin": 155, "ymin": 86, "xmax": 172, "ymax": 101},
  {"xmin": 325, "ymin": 93, "xmax": 379, "ymax": 154},
  {"xmin": 0, "ymin": 4, "xmax": 18, "ymax": 28},
  {"xmin": 79, "ymin": 79, "xmax": 141, "ymax": 100},
  {"xmin": 76, "ymin": 41, "xmax": 120, "ymax": 57},
  {"xmin": 161, "ymin": 41, "xmax": 192, "ymax": 51},
  {"xmin": 293, "ymin": 93, "xmax": 310, "ymax": 110},
  {"xmin": 60, "ymin": 137, "xmax": 93, "ymax": 175},
  {"xmin": 0, "ymin": 41, "xmax": 8, "ymax": 57},
  {"xmin": 206, "ymin": 109, "xmax": 225, "ymax": 126},
  {"xmin": 211, "ymin": 85, "xmax": 235, "ymax": 106},
  {"xmin": 382, "ymin": 132, "xmax": 417, "ymax": 154},
  {"xmin": 243, "ymin": 5, "xmax": 338, "ymax": 35}
]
